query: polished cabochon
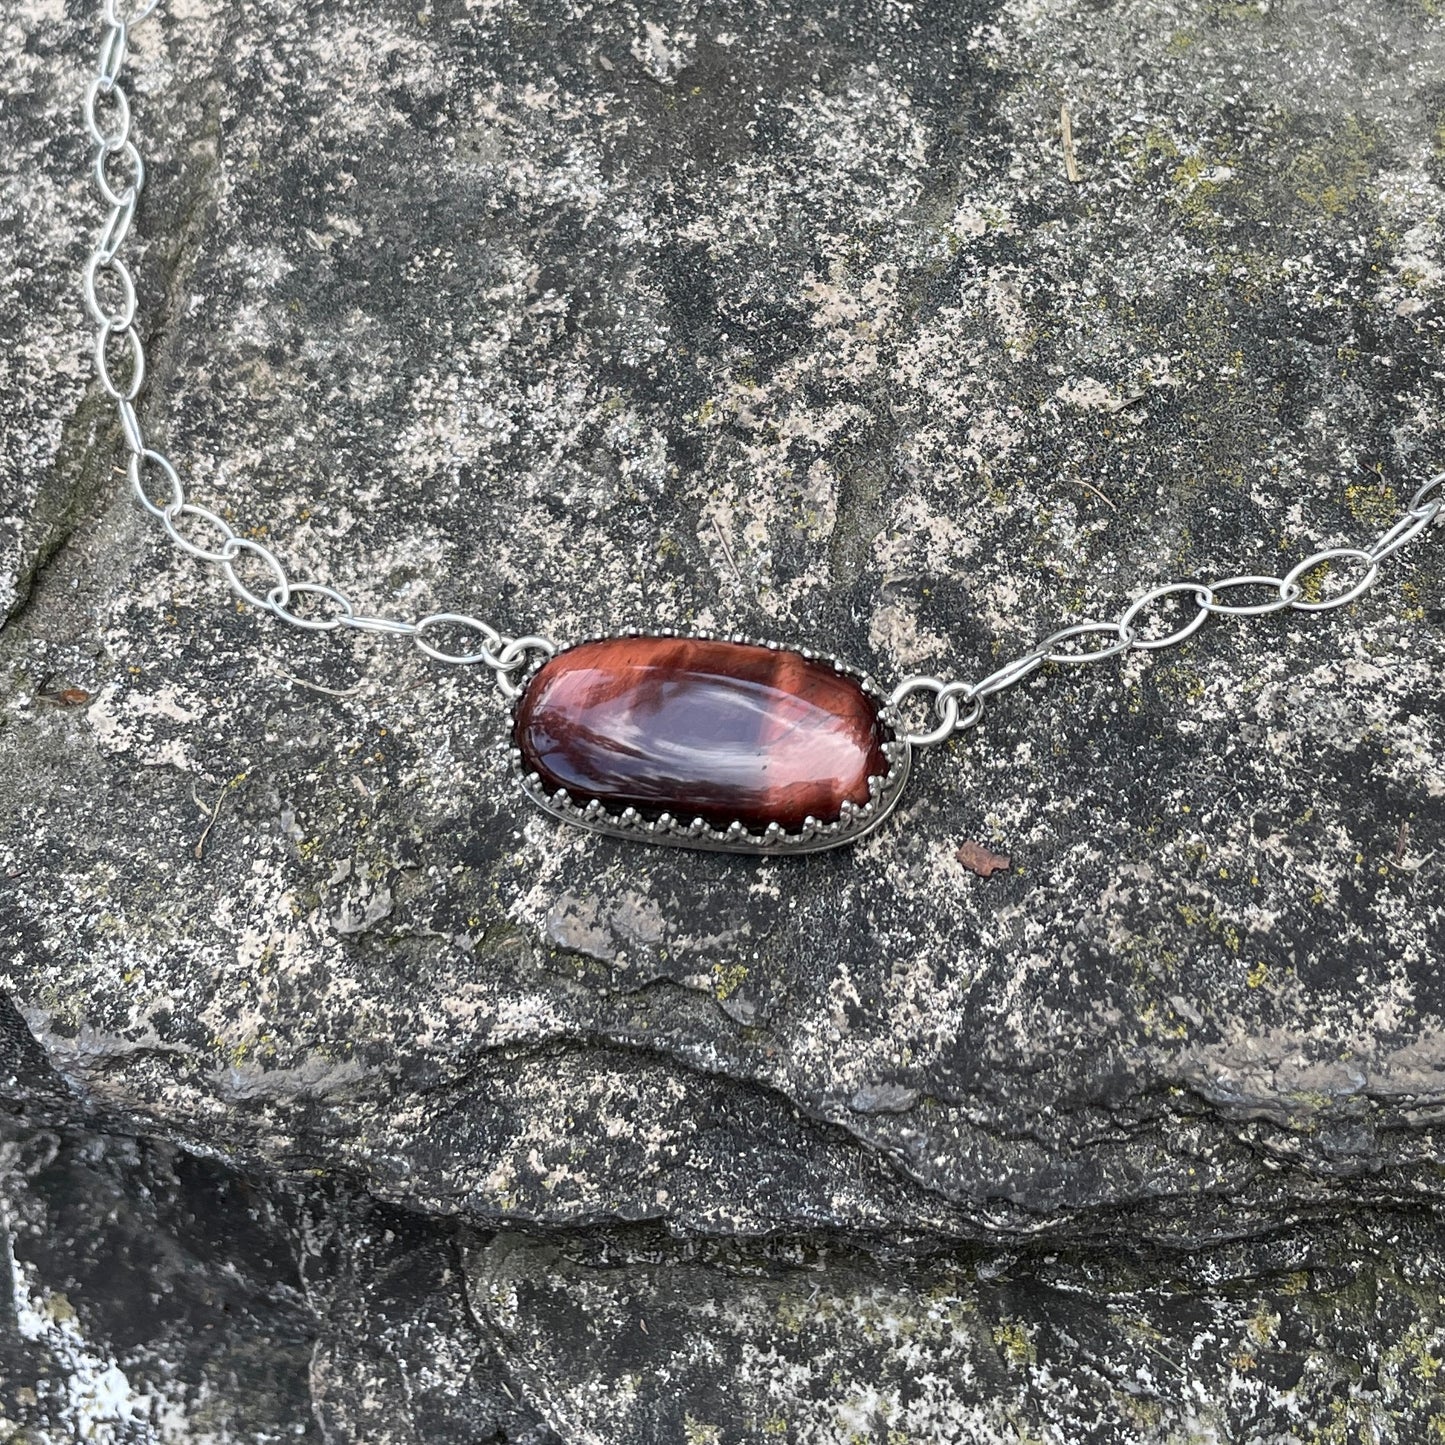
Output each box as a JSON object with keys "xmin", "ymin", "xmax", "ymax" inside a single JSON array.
[{"xmin": 510, "ymin": 634, "xmax": 911, "ymax": 852}]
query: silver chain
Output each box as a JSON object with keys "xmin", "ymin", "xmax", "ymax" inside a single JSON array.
[
  {"xmin": 83, "ymin": 0, "xmax": 555, "ymax": 696},
  {"xmin": 86, "ymin": 3, "xmax": 1440, "ymax": 727},
  {"xmin": 889, "ymin": 477, "xmax": 1444, "ymax": 745}
]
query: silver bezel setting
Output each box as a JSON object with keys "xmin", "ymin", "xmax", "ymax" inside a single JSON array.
[{"xmin": 508, "ymin": 630, "xmax": 912, "ymax": 854}]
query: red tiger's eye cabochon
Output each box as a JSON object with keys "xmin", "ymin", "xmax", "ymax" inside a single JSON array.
[{"xmin": 513, "ymin": 637, "xmax": 891, "ymax": 832}]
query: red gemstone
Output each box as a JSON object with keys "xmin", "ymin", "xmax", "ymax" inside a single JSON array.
[{"xmin": 513, "ymin": 636, "xmax": 891, "ymax": 832}]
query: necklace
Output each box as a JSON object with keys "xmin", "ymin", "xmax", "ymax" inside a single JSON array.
[{"xmin": 83, "ymin": 1, "xmax": 1442, "ymax": 856}]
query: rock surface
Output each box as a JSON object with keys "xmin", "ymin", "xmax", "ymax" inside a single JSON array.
[
  {"xmin": 6, "ymin": 1110, "xmax": 1445, "ymax": 1442},
  {"xmin": 2, "ymin": 0, "xmax": 1443, "ymax": 1437}
]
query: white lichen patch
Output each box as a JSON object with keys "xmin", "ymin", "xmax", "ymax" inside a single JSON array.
[{"xmin": 5, "ymin": 1232, "xmax": 182, "ymax": 1442}]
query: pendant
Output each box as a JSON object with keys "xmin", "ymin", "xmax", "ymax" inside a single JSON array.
[{"xmin": 510, "ymin": 632, "xmax": 911, "ymax": 853}]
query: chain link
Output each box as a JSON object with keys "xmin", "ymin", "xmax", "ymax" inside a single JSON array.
[
  {"xmin": 82, "ymin": 2, "xmax": 555, "ymax": 698},
  {"xmin": 890, "ymin": 472, "xmax": 1443, "ymax": 746},
  {"xmin": 87, "ymin": 6, "xmax": 1436, "ymax": 730}
]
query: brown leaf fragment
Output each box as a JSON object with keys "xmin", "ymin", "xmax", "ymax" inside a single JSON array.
[{"xmin": 956, "ymin": 842, "xmax": 1011, "ymax": 878}]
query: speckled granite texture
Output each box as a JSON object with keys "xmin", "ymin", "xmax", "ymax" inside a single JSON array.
[{"xmin": 2, "ymin": 0, "xmax": 1443, "ymax": 1438}]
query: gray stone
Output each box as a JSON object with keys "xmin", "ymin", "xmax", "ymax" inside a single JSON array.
[
  {"xmin": 0, "ymin": 1117, "xmax": 319, "ymax": 1442},
  {"xmin": 6, "ymin": 1122, "xmax": 1445, "ymax": 1445},
  {"xmin": 463, "ymin": 1220, "xmax": 1445, "ymax": 1444},
  {"xmin": 2, "ymin": 0, "xmax": 1444, "ymax": 1437}
]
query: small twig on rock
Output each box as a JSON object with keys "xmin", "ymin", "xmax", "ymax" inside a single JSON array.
[
  {"xmin": 191, "ymin": 781, "xmax": 228, "ymax": 861},
  {"xmin": 269, "ymin": 663, "xmax": 366, "ymax": 699},
  {"xmin": 1076, "ymin": 479, "xmax": 1117, "ymax": 511},
  {"xmin": 1060, "ymin": 103, "xmax": 1080, "ymax": 183},
  {"xmin": 1388, "ymin": 821, "xmax": 1435, "ymax": 874},
  {"xmin": 711, "ymin": 514, "xmax": 744, "ymax": 589}
]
